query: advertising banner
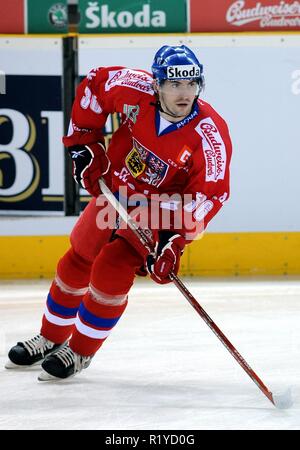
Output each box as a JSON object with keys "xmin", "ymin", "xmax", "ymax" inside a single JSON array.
[
  {"xmin": 78, "ymin": 0, "xmax": 187, "ymax": 33},
  {"xmin": 27, "ymin": 0, "xmax": 68, "ymax": 33},
  {"xmin": 0, "ymin": 38, "xmax": 66, "ymax": 214},
  {"xmin": 0, "ymin": 76, "xmax": 65, "ymax": 213},
  {"xmin": 190, "ymin": 0, "xmax": 300, "ymax": 32},
  {"xmin": 0, "ymin": 0, "xmax": 25, "ymax": 33},
  {"xmin": 0, "ymin": 0, "xmax": 68, "ymax": 34}
]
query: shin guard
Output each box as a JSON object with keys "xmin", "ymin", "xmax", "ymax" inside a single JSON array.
[{"xmin": 40, "ymin": 248, "xmax": 92, "ymax": 344}]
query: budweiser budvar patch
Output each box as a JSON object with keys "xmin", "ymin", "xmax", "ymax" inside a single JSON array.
[
  {"xmin": 105, "ymin": 69, "xmax": 154, "ymax": 94},
  {"xmin": 195, "ymin": 118, "xmax": 227, "ymax": 183},
  {"xmin": 190, "ymin": 0, "xmax": 300, "ymax": 31}
]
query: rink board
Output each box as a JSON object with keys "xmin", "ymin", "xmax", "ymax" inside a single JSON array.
[
  {"xmin": 1, "ymin": 232, "xmax": 300, "ymax": 278},
  {"xmin": 1, "ymin": 33, "xmax": 300, "ymax": 277},
  {"xmin": 1, "ymin": 33, "xmax": 300, "ymax": 227}
]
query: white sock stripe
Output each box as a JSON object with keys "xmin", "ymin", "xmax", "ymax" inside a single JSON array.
[
  {"xmin": 89, "ymin": 284, "xmax": 128, "ymax": 306},
  {"xmin": 44, "ymin": 306, "xmax": 76, "ymax": 327},
  {"xmin": 55, "ymin": 274, "xmax": 88, "ymax": 296},
  {"xmin": 74, "ymin": 315, "xmax": 111, "ymax": 339}
]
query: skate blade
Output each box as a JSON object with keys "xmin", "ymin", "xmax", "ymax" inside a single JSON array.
[
  {"xmin": 5, "ymin": 360, "xmax": 42, "ymax": 369},
  {"xmin": 38, "ymin": 369, "xmax": 76, "ymax": 382},
  {"xmin": 37, "ymin": 369, "xmax": 63, "ymax": 382}
]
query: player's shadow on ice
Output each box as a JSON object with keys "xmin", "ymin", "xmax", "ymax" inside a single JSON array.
[{"xmin": 37, "ymin": 375, "xmax": 292, "ymax": 412}]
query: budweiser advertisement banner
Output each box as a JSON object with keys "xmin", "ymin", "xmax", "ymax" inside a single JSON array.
[
  {"xmin": 0, "ymin": 0, "xmax": 24, "ymax": 33},
  {"xmin": 190, "ymin": 0, "xmax": 300, "ymax": 31}
]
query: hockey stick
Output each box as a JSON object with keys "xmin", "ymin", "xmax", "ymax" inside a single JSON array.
[{"xmin": 99, "ymin": 178, "xmax": 292, "ymax": 409}]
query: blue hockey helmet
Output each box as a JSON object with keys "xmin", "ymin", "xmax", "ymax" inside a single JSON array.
[{"xmin": 152, "ymin": 45, "xmax": 205, "ymax": 91}]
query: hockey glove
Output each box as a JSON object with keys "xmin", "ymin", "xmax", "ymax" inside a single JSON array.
[
  {"xmin": 68, "ymin": 142, "xmax": 110, "ymax": 197},
  {"xmin": 146, "ymin": 231, "xmax": 185, "ymax": 284}
]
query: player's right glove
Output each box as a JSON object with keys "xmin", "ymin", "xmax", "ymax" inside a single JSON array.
[
  {"xmin": 68, "ymin": 142, "xmax": 110, "ymax": 197},
  {"xmin": 146, "ymin": 231, "xmax": 185, "ymax": 284}
]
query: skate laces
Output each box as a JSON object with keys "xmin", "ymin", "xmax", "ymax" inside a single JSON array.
[
  {"xmin": 23, "ymin": 335, "xmax": 54, "ymax": 357},
  {"xmin": 54, "ymin": 345, "xmax": 91, "ymax": 373}
]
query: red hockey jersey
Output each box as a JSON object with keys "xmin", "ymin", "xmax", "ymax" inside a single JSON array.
[{"xmin": 63, "ymin": 66, "xmax": 232, "ymax": 241}]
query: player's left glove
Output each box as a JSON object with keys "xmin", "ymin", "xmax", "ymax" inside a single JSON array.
[
  {"xmin": 68, "ymin": 142, "xmax": 110, "ymax": 197},
  {"xmin": 146, "ymin": 231, "xmax": 185, "ymax": 284}
]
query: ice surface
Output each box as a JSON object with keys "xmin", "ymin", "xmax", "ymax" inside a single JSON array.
[
  {"xmin": 0, "ymin": 278, "xmax": 299, "ymax": 430},
  {"xmin": 272, "ymin": 387, "xmax": 293, "ymax": 409}
]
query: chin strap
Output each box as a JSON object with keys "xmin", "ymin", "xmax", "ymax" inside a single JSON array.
[
  {"xmin": 150, "ymin": 97, "xmax": 199, "ymax": 119},
  {"xmin": 157, "ymin": 101, "xmax": 184, "ymax": 119},
  {"xmin": 149, "ymin": 100, "xmax": 181, "ymax": 118}
]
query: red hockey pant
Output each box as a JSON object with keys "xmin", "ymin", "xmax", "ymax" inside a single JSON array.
[{"xmin": 40, "ymin": 197, "xmax": 144, "ymax": 356}]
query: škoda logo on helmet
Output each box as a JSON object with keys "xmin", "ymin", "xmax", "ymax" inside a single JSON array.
[{"xmin": 167, "ymin": 65, "xmax": 201, "ymax": 79}]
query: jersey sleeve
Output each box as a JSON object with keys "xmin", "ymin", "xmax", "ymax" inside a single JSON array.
[
  {"xmin": 181, "ymin": 116, "xmax": 232, "ymax": 242},
  {"xmin": 62, "ymin": 66, "xmax": 153, "ymax": 147}
]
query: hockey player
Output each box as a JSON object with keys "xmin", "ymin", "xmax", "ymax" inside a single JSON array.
[{"xmin": 5, "ymin": 45, "xmax": 232, "ymax": 381}]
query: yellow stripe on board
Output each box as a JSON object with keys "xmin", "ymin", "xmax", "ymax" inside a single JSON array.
[
  {"xmin": 1, "ymin": 31, "xmax": 300, "ymax": 39},
  {"xmin": 78, "ymin": 31, "xmax": 300, "ymax": 38},
  {"xmin": 181, "ymin": 232, "xmax": 300, "ymax": 277},
  {"xmin": 0, "ymin": 34, "xmax": 77, "ymax": 38},
  {"xmin": 0, "ymin": 232, "xmax": 299, "ymax": 279},
  {"xmin": 0, "ymin": 235, "xmax": 70, "ymax": 279}
]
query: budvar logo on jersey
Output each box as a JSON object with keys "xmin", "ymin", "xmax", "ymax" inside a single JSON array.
[
  {"xmin": 195, "ymin": 118, "xmax": 226, "ymax": 183},
  {"xmin": 175, "ymin": 109, "xmax": 198, "ymax": 129},
  {"xmin": 84, "ymin": 3, "xmax": 166, "ymax": 29},
  {"xmin": 167, "ymin": 65, "xmax": 201, "ymax": 79},
  {"xmin": 226, "ymin": 1, "xmax": 300, "ymax": 28},
  {"xmin": 105, "ymin": 69, "xmax": 154, "ymax": 95}
]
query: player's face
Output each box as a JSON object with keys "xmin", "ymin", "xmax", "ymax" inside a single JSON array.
[{"xmin": 157, "ymin": 79, "xmax": 199, "ymax": 120}]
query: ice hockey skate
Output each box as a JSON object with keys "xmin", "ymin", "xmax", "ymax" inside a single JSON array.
[
  {"xmin": 5, "ymin": 334, "xmax": 62, "ymax": 369},
  {"xmin": 38, "ymin": 342, "xmax": 93, "ymax": 381}
]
